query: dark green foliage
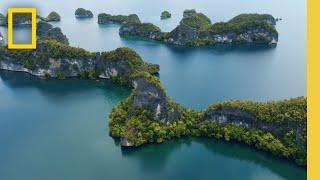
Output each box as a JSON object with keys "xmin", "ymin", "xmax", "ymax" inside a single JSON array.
[
  {"xmin": 98, "ymin": 13, "xmax": 140, "ymax": 24},
  {"xmin": 79, "ymin": 68, "xmax": 98, "ymax": 79},
  {"xmin": 229, "ymin": 14, "xmax": 276, "ymax": 25},
  {"xmin": 37, "ymin": 21, "xmax": 54, "ymax": 36},
  {"xmin": 120, "ymin": 23, "xmax": 162, "ymax": 39},
  {"xmin": 109, "ymin": 94, "xmax": 306, "ymax": 166},
  {"xmin": 207, "ymin": 97, "xmax": 306, "ymax": 124},
  {"xmin": 39, "ymin": 27, "xmax": 69, "ymax": 45},
  {"xmin": 181, "ymin": 13, "xmax": 211, "ymax": 30},
  {"xmin": 75, "ymin": 8, "xmax": 93, "ymax": 18},
  {"xmin": 101, "ymin": 47, "xmax": 158, "ymax": 74},
  {"xmin": 45, "ymin": 11, "xmax": 61, "ymax": 22},
  {"xmin": 185, "ymin": 39, "xmax": 215, "ymax": 46},
  {"xmin": 161, "ymin": 11, "xmax": 171, "ymax": 19}
]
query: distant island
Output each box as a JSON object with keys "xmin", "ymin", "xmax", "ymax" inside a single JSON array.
[
  {"xmin": 161, "ymin": 11, "xmax": 171, "ymax": 19},
  {"xmin": 38, "ymin": 11, "xmax": 61, "ymax": 22},
  {"xmin": 75, "ymin": 8, "xmax": 93, "ymax": 18},
  {"xmin": 119, "ymin": 9, "xmax": 278, "ymax": 46},
  {"xmin": 0, "ymin": 11, "xmax": 61, "ymax": 26},
  {"xmin": 0, "ymin": 14, "xmax": 305, "ymax": 167},
  {"xmin": 98, "ymin": 13, "xmax": 141, "ymax": 24}
]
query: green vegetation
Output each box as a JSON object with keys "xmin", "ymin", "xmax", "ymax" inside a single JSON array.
[
  {"xmin": 100, "ymin": 47, "xmax": 159, "ymax": 85},
  {"xmin": 161, "ymin": 11, "xmax": 171, "ymax": 19},
  {"xmin": 39, "ymin": 27, "xmax": 69, "ymax": 45},
  {"xmin": 208, "ymin": 97, "xmax": 306, "ymax": 124},
  {"xmin": 75, "ymin": 8, "xmax": 93, "ymax": 18},
  {"xmin": 98, "ymin": 13, "xmax": 140, "ymax": 24},
  {"xmin": 181, "ymin": 13, "xmax": 211, "ymax": 31},
  {"xmin": 0, "ymin": 40, "xmax": 92, "ymax": 71},
  {"xmin": 45, "ymin": 11, "xmax": 61, "ymax": 22},
  {"xmin": 185, "ymin": 39, "xmax": 215, "ymax": 46},
  {"xmin": 229, "ymin": 13, "xmax": 276, "ymax": 24},
  {"xmin": 121, "ymin": 23, "xmax": 162, "ymax": 38},
  {"xmin": 109, "ymin": 87, "xmax": 306, "ymax": 166}
]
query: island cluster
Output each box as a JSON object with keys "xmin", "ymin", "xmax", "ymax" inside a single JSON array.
[{"xmin": 0, "ymin": 9, "xmax": 306, "ymax": 167}]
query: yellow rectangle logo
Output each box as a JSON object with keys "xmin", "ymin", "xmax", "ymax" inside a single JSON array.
[{"xmin": 7, "ymin": 8, "xmax": 37, "ymax": 49}]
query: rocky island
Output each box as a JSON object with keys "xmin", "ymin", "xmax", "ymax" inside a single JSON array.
[
  {"xmin": 0, "ymin": 41, "xmax": 158, "ymax": 82},
  {"xmin": 109, "ymin": 72, "xmax": 306, "ymax": 166},
  {"xmin": 119, "ymin": 10, "xmax": 278, "ymax": 46},
  {"xmin": 40, "ymin": 11, "xmax": 61, "ymax": 22},
  {"xmin": 98, "ymin": 13, "xmax": 141, "ymax": 24},
  {"xmin": 75, "ymin": 8, "xmax": 93, "ymax": 18},
  {"xmin": 161, "ymin": 11, "xmax": 171, "ymax": 19},
  {"xmin": 0, "ymin": 19, "xmax": 305, "ymax": 168},
  {"xmin": 37, "ymin": 21, "xmax": 69, "ymax": 45}
]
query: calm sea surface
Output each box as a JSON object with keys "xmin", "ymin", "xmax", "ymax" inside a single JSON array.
[{"xmin": 0, "ymin": 0, "xmax": 306, "ymax": 179}]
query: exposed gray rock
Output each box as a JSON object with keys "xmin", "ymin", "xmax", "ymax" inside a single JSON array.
[
  {"xmin": 129, "ymin": 76, "xmax": 181, "ymax": 124},
  {"xmin": 120, "ymin": 137, "xmax": 134, "ymax": 147},
  {"xmin": 203, "ymin": 106, "xmax": 306, "ymax": 145},
  {"xmin": 0, "ymin": 32, "xmax": 4, "ymax": 46}
]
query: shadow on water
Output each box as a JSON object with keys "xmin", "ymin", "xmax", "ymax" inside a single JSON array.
[
  {"xmin": 0, "ymin": 70, "xmax": 130, "ymax": 99},
  {"xmin": 118, "ymin": 137, "xmax": 306, "ymax": 180},
  {"xmin": 119, "ymin": 36, "xmax": 277, "ymax": 55}
]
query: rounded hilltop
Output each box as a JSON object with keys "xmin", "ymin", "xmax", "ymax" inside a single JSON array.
[
  {"xmin": 75, "ymin": 8, "xmax": 94, "ymax": 18},
  {"xmin": 161, "ymin": 11, "xmax": 171, "ymax": 19},
  {"xmin": 45, "ymin": 11, "xmax": 61, "ymax": 22}
]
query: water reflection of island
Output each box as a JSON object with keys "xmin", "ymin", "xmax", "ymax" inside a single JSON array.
[{"xmin": 119, "ymin": 137, "xmax": 305, "ymax": 180}]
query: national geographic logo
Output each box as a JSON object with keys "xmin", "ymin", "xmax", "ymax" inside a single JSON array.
[{"xmin": 7, "ymin": 8, "xmax": 37, "ymax": 49}]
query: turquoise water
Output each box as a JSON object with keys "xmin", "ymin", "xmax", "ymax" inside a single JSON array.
[{"xmin": 0, "ymin": 0, "xmax": 306, "ymax": 179}]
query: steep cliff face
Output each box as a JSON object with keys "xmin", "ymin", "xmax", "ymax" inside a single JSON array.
[
  {"xmin": 203, "ymin": 101, "xmax": 306, "ymax": 145},
  {"xmin": 109, "ymin": 73, "xmax": 186, "ymax": 146},
  {"xmin": 129, "ymin": 76, "xmax": 181, "ymax": 124},
  {"xmin": 0, "ymin": 40, "xmax": 159, "ymax": 83},
  {"xmin": 119, "ymin": 10, "xmax": 278, "ymax": 46}
]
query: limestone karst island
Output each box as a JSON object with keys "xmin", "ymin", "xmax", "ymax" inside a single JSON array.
[{"xmin": 0, "ymin": 1, "xmax": 307, "ymax": 180}]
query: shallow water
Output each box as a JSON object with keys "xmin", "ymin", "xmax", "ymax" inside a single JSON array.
[{"xmin": 0, "ymin": 0, "xmax": 306, "ymax": 179}]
